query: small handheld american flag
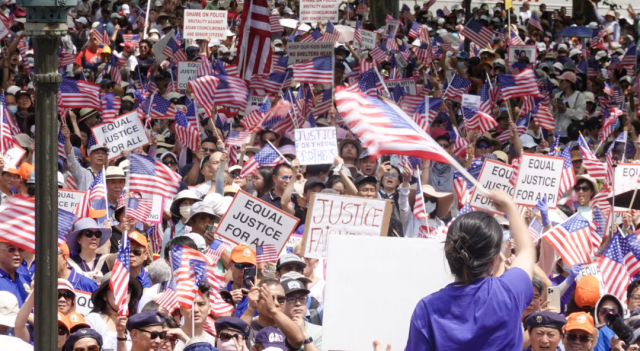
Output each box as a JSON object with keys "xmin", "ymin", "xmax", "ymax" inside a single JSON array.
[
  {"xmin": 256, "ymin": 244, "xmax": 278, "ymax": 263},
  {"xmin": 110, "ymin": 233, "xmax": 131, "ymax": 316}
]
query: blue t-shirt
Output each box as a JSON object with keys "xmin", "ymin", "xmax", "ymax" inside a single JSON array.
[
  {"xmin": 67, "ymin": 268, "xmax": 99, "ymax": 293},
  {"xmin": 405, "ymin": 267, "xmax": 533, "ymax": 351},
  {"xmin": 0, "ymin": 266, "xmax": 32, "ymax": 307},
  {"xmin": 135, "ymin": 269, "xmax": 151, "ymax": 290},
  {"xmin": 594, "ymin": 325, "xmax": 614, "ymax": 351}
]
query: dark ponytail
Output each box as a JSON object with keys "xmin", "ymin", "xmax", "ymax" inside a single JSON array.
[{"xmin": 444, "ymin": 211, "xmax": 503, "ymax": 285}]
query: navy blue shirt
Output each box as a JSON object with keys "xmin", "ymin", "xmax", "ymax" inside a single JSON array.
[
  {"xmin": 67, "ymin": 267, "xmax": 99, "ymax": 293},
  {"xmin": 135, "ymin": 268, "xmax": 151, "ymax": 289},
  {"xmin": 0, "ymin": 265, "xmax": 32, "ymax": 307},
  {"xmin": 227, "ymin": 280, "xmax": 258, "ymax": 318}
]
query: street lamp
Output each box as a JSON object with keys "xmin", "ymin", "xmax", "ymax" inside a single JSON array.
[{"xmin": 16, "ymin": 0, "xmax": 76, "ymax": 349}]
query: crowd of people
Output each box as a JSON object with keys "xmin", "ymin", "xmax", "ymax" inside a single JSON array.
[{"xmin": 0, "ymin": 0, "xmax": 638, "ymax": 349}]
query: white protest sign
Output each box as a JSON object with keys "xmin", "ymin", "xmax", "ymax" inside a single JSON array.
[
  {"xmin": 614, "ymin": 163, "xmax": 640, "ymax": 195},
  {"xmin": 74, "ymin": 290, "xmax": 94, "ymax": 316},
  {"xmin": 470, "ymin": 159, "xmax": 514, "ymax": 215},
  {"xmin": 183, "ymin": 10, "xmax": 228, "ymax": 40},
  {"xmin": 91, "ymin": 111, "xmax": 150, "ymax": 161},
  {"xmin": 354, "ymin": 29, "xmax": 376, "ymax": 50},
  {"xmin": 177, "ymin": 61, "xmax": 200, "ymax": 90},
  {"xmin": 294, "ymin": 127, "xmax": 337, "ymax": 165},
  {"xmin": 282, "ymin": 233, "xmax": 303, "ymax": 256},
  {"xmin": 394, "ymin": 53, "xmax": 408, "ymax": 69},
  {"xmin": 576, "ymin": 261, "xmax": 605, "ymax": 297},
  {"xmin": 215, "ymin": 190, "xmax": 299, "ymax": 255},
  {"xmin": 287, "ymin": 42, "xmax": 335, "ymax": 64},
  {"xmin": 507, "ymin": 45, "xmax": 537, "ymax": 66},
  {"xmin": 299, "ymin": 0, "xmax": 340, "ymax": 23},
  {"xmin": 323, "ymin": 236, "xmax": 453, "ymax": 350},
  {"xmin": 301, "ymin": 193, "xmax": 392, "ymax": 259},
  {"xmin": 152, "ymin": 30, "xmax": 177, "ymax": 64},
  {"xmin": 141, "ymin": 193, "xmax": 164, "ymax": 223},
  {"xmin": 250, "ymin": 95, "xmax": 270, "ymax": 106},
  {"xmin": 462, "ymin": 94, "xmax": 481, "ymax": 110},
  {"xmin": 58, "ymin": 190, "xmax": 86, "ymax": 213},
  {"xmin": 384, "ymin": 78, "xmax": 418, "ymax": 95},
  {"xmin": 2, "ymin": 146, "xmax": 26, "ymax": 169},
  {"xmin": 512, "ymin": 154, "xmax": 564, "ymax": 209},
  {"xmin": 383, "ymin": 20, "xmax": 400, "ymax": 39}
]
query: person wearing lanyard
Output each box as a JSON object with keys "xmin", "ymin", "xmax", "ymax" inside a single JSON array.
[
  {"xmin": 66, "ymin": 218, "xmax": 112, "ymax": 279},
  {"xmin": 57, "ymin": 243, "xmax": 99, "ymax": 294}
]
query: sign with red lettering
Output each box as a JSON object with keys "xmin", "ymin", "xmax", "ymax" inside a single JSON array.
[
  {"xmin": 215, "ymin": 190, "xmax": 299, "ymax": 256},
  {"xmin": 287, "ymin": 42, "xmax": 335, "ymax": 64},
  {"xmin": 300, "ymin": 0, "xmax": 340, "ymax": 23},
  {"xmin": 512, "ymin": 153, "xmax": 564, "ymax": 209},
  {"xmin": 183, "ymin": 10, "xmax": 228, "ymax": 40},
  {"xmin": 301, "ymin": 193, "xmax": 392, "ymax": 259}
]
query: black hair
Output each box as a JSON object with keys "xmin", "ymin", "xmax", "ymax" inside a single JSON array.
[
  {"xmin": 567, "ymin": 122, "xmax": 583, "ymax": 141},
  {"xmin": 556, "ymin": 204, "xmax": 574, "ymax": 217},
  {"xmin": 444, "ymin": 211, "xmax": 503, "ymax": 285},
  {"xmin": 198, "ymin": 281, "xmax": 211, "ymax": 298},
  {"xmin": 138, "ymin": 39, "xmax": 152, "ymax": 48},
  {"xmin": 201, "ymin": 137, "xmax": 217, "ymax": 146},
  {"xmin": 141, "ymin": 300, "xmax": 161, "ymax": 313},
  {"xmin": 325, "ymin": 175, "xmax": 344, "ymax": 189},
  {"xmin": 575, "ymin": 178, "xmax": 595, "ymax": 194},
  {"xmin": 585, "ymin": 117, "xmax": 602, "ymax": 131},
  {"xmin": 628, "ymin": 279, "xmax": 640, "ymax": 301},
  {"xmin": 163, "ymin": 236, "xmax": 198, "ymax": 259},
  {"xmin": 258, "ymin": 277, "xmax": 281, "ymax": 288},
  {"xmin": 387, "ymin": 165, "xmax": 403, "ymax": 184},
  {"xmin": 273, "ymin": 163, "xmax": 292, "ymax": 177},
  {"xmin": 305, "ymin": 164, "xmax": 332, "ymax": 177}
]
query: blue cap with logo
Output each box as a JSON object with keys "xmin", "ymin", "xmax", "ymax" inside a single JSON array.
[
  {"xmin": 523, "ymin": 311, "xmax": 567, "ymax": 331},
  {"xmin": 255, "ymin": 327, "xmax": 286, "ymax": 350},
  {"xmin": 214, "ymin": 317, "xmax": 250, "ymax": 336},
  {"xmin": 64, "ymin": 329, "xmax": 103, "ymax": 351},
  {"xmin": 126, "ymin": 311, "xmax": 166, "ymax": 331}
]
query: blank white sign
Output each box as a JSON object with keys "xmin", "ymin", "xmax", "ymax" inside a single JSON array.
[{"xmin": 323, "ymin": 236, "xmax": 453, "ymax": 350}]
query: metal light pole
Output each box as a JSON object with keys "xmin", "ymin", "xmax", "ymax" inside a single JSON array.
[{"xmin": 16, "ymin": 0, "xmax": 75, "ymax": 349}]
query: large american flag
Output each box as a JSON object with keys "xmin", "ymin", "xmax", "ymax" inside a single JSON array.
[
  {"xmin": 558, "ymin": 147, "xmax": 576, "ymax": 198},
  {"xmin": 300, "ymin": 28, "xmax": 323, "ymax": 43},
  {"xmin": 443, "ymin": 75, "xmax": 471, "ymax": 102},
  {"xmin": 271, "ymin": 54, "xmax": 289, "ymax": 73},
  {"xmin": 600, "ymin": 229, "xmax": 640, "ymax": 303},
  {"xmin": 269, "ymin": 12, "xmax": 283, "ymax": 33},
  {"xmin": 256, "ymin": 244, "xmax": 278, "ymax": 263},
  {"xmin": 236, "ymin": 0, "xmax": 272, "ymax": 81},
  {"xmin": 175, "ymin": 109, "xmax": 200, "ymax": 151},
  {"xmin": 577, "ymin": 134, "xmax": 606, "ymax": 178},
  {"xmin": 460, "ymin": 19, "xmax": 493, "ymax": 49},
  {"xmin": 0, "ymin": 196, "xmax": 36, "ymax": 253},
  {"xmin": 400, "ymin": 94, "xmax": 426, "ymax": 119},
  {"xmin": 125, "ymin": 197, "xmax": 153, "ymax": 223},
  {"xmin": 541, "ymin": 213, "xmax": 592, "ymax": 267},
  {"xmin": 293, "ymin": 57, "xmax": 333, "ymax": 85},
  {"xmin": 497, "ymin": 69, "xmax": 540, "ymax": 100},
  {"xmin": 205, "ymin": 239, "xmax": 230, "ymax": 264},
  {"xmin": 249, "ymin": 71, "xmax": 288, "ymax": 94},
  {"xmin": 59, "ymin": 78, "xmax": 101, "ymax": 109},
  {"xmin": 213, "ymin": 75, "xmax": 250, "ymax": 110},
  {"xmin": 110, "ymin": 233, "xmax": 130, "ymax": 316},
  {"xmin": 322, "ymin": 21, "xmax": 341, "ymax": 42},
  {"xmin": 128, "ymin": 153, "xmax": 182, "ymax": 198},
  {"xmin": 240, "ymin": 142, "xmax": 287, "ymax": 177},
  {"xmin": 100, "ymin": 93, "xmax": 121, "ymax": 123},
  {"xmin": 74, "ymin": 169, "xmax": 107, "ymax": 217},
  {"xmin": 155, "ymin": 278, "xmax": 180, "ymax": 313},
  {"xmin": 189, "ymin": 75, "xmax": 219, "ymax": 116},
  {"xmin": 335, "ymin": 90, "xmax": 458, "ymax": 165},
  {"xmin": 462, "ymin": 106, "xmax": 498, "ymax": 135}
]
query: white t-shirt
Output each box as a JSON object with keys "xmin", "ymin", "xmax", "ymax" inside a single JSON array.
[
  {"xmin": 309, "ymin": 278, "xmax": 325, "ymax": 306},
  {"xmin": 85, "ymin": 312, "xmax": 132, "ymax": 351},
  {"xmin": 0, "ymin": 335, "xmax": 33, "ymax": 351}
]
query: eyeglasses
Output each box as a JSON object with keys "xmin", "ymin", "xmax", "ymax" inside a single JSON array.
[
  {"xmin": 139, "ymin": 46, "xmax": 149, "ymax": 50},
  {"xmin": 251, "ymin": 176, "xmax": 262, "ymax": 182},
  {"xmin": 131, "ymin": 249, "xmax": 146, "ymax": 257},
  {"xmin": 58, "ymin": 291, "xmax": 75, "ymax": 300},
  {"xmin": 383, "ymin": 173, "xmax": 399, "ymax": 179},
  {"xmin": 233, "ymin": 262, "xmax": 254, "ymax": 269},
  {"xmin": 573, "ymin": 185, "xmax": 591, "ymax": 193},
  {"xmin": 137, "ymin": 328, "xmax": 167, "ymax": 340},
  {"xmin": 598, "ymin": 307, "xmax": 619, "ymax": 315},
  {"xmin": 0, "ymin": 246, "xmax": 24, "ymax": 254},
  {"xmin": 273, "ymin": 295, "xmax": 286, "ymax": 304},
  {"xmin": 231, "ymin": 173, "xmax": 242, "ymax": 179},
  {"xmin": 202, "ymin": 147, "xmax": 216, "ymax": 153},
  {"xmin": 286, "ymin": 296, "xmax": 309, "ymax": 304},
  {"xmin": 280, "ymin": 175, "xmax": 293, "ymax": 181},
  {"xmin": 630, "ymin": 294, "xmax": 640, "ymax": 301},
  {"xmin": 565, "ymin": 333, "xmax": 592, "ymax": 343},
  {"xmin": 476, "ymin": 144, "xmax": 491, "ymax": 149},
  {"xmin": 73, "ymin": 346, "xmax": 100, "ymax": 351},
  {"xmin": 58, "ymin": 327, "xmax": 69, "ymax": 336},
  {"xmin": 218, "ymin": 332, "xmax": 242, "ymax": 342},
  {"xmin": 82, "ymin": 230, "xmax": 102, "ymax": 239},
  {"xmin": 163, "ymin": 160, "xmax": 177, "ymax": 166}
]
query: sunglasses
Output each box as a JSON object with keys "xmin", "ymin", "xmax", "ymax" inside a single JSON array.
[
  {"xmin": 58, "ymin": 326, "xmax": 69, "ymax": 335},
  {"xmin": 598, "ymin": 307, "xmax": 619, "ymax": 315},
  {"xmin": 82, "ymin": 230, "xmax": 102, "ymax": 239},
  {"xmin": 202, "ymin": 147, "xmax": 216, "ymax": 153},
  {"xmin": 573, "ymin": 185, "xmax": 591, "ymax": 193},
  {"xmin": 163, "ymin": 160, "xmax": 177, "ymax": 166},
  {"xmin": 233, "ymin": 262, "xmax": 254, "ymax": 269},
  {"xmin": 137, "ymin": 328, "xmax": 167, "ymax": 340},
  {"xmin": 272, "ymin": 295, "xmax": 286, "ymax": 304},
  {"xmin": 280, "ymin": 175, "xmax": 293, "ymax": 181},
  {"xmin": 219, "ymin": 332, "xmax": 242, "ymax": 342},
  {"xmin": 476, "ymin": 144, "xmax": 491, "ymax": 149},
  {"xmin": 1, "ymin": 246, "xmax": 24, "ymax": 254},
  {"xmin": 383, "ymin": 173, "xmax": 399, "ymax": 179},
  {"xmin": 565, "ymin": 333, "xmax": 592, "ymax": 343},
  {"xmin": 131, "ymin": 249, "xmax": 146, "ymax": 257},
  {"xmin": 231, "ymin": 173, "xmax": 242, "ymax": 179},
  {"xmin": 58, "ymin": 291, "xmax": 75, "ymax": 300},
  {"xmin": 73, "ymin": 346, "xmax": 100, "ymax": 351},
  {"xmin": 285, "ymin": 296, "xmax": 309, "ymax": 304}
]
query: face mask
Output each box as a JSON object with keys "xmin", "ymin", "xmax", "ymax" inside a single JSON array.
[
  {"xmin": 179, "ymin": 206, "xmax": 192, "ymax": 219},
  {"xmin": 8, "ymin": 106, "xmax": 17, "ymax": 115},
  {"xmin": 545, "ymin": 60, "xmax": 554, "ymax": 66},
  {"xmin": 424, "ymin": 202, "xmax": 436, "ymax": 214},
  {"xmin": 458, "ymin": 61, "xmax": 466, "ymax": 68},
  {"xmin": 216, "ymin": 339, "xmax": 237, "ymax": 351},
  {"xmin": 346, "ymin": 56, "xmax": 355, "ymax": 65},
  {"xmin": 602, "ymin": 61, "xmax": 610, "ymax": 68},
  {"xmin": 562, "ymin": 261, "xmax": 571, "ymax": 273}
]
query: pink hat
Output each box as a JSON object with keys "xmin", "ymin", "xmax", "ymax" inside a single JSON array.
[
  {"xmin": 430, "ymin": 128, "xmax": 449, "ymax": 140},
  {"xmin": 557, "ymin": 71, "xmax": 577, "ymax": 84},
  {"xmin": 57, "ymin": 279, "xmax": 75, "ymax": 293}
]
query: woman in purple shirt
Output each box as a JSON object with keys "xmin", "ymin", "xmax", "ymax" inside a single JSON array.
[{"xmin": 405, "ymin": 191, "xmax": 536, "ymax": 351}]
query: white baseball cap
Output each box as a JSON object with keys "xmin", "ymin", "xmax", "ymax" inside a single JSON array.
[
  {"xmin": 75, "ymin": 17, "xmax": 88, "ymax": 25},
  {"xmin": 0, "ymin": 291, "xmax": 19, "ymax": 328}
]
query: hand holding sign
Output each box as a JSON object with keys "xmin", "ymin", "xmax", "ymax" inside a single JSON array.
[{"xmin": 486, "ymin": 190, "xmax": 518, "ymax": 215}]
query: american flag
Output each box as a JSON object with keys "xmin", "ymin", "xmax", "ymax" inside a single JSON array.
[
  {"xmin": 497, "ymin": 69, "xmax": 540, "ymax": 100},
  {"xmin": 223, "ymin": 62, "xmax": 239, "ymax": 77},
  {"xmin": 0, "ymin": 196, "xmax": 36, "ymax": 253},
  {"xmin": 269, "ymin": 12, "xmax": 283, "ymax": 33},
  {"xmin": 175, "ymin": 109, "xmax": 200, "ymax": 151},
  {"xmin": 447, "ymin": 125, "xmax": 469, "ymax": 158},
  {"xmin": 225, "ymin": 130, "xmax": 252, "ymax": 146},
  {"xmin": 57, "ymin": 125, "xmax": 66, "ymax": 158},
  {"xmin": 462, "ymin": 106, "xmax": 498, "ymax": 135},
  {"xmin": 107, "ymin": 55, "xmax": 123, "ymax": 85},
  {"xmin": 322, "ymin": 21, "xmax": 341, "ymax": 42},
  {"xmin": 620, "ymin": 44, "xmax": 636, "ymax": 73},
  {"xmin": 529, "ymin": 218, "xmax": 544, "ymax": 243},
  {"xmin": 590, "ymin": 206, "xmax": 607, "ymax": 253},
  {"xmin": 58, "ymin": 209, "xmax": 76, "ymax": 244},
  {"xmin": 369, "ymin": 43, "xmax": 389, "ymax": 64},
  {"xmin": 250, "ymin": 71, "xmax": 288, "ymax": 94},
  {"xmin": 242, "ymin": 97, "xmax": 271, "ymax": 132},
  {"xmin": 599, "ymin": 107, "xmax": 622, "ymax": 142},
  {"xmin": 205, "ymin": 239, "xmax": 230, "ymax": 264},
  {"xmin": 408, "ymin": 21, "xmax": 420, "ymax": 39},
  {"xmin": 577, "ymin": 134, "xmax": 606, "ymax": 178},
  {"xmin": 212, "ymin": 75, "xmax": 250, "ymax": 110},
  {"xmin": 236, "ymin": 0, "xmax": 272, "ymax": 81},
  {"xmin": 256, "ymin": 244, "xmax": 278, "ymax": 263},
  {"xmin": 147, "ymin": 222, "xmax": 164, "ymax": 255},
  {"xmin": 100, "ymin": 93, "xmax": 121, "ymax": 123},
  {"xmin": 149, "ymin": 93, "xmax": 177, "ymax": 119},
  {"xmin": 197, "ymin": 53, "xmax": 213, "ymax": 77},
  {"xmin": 532, "ymin": 101, "xmax": 555, "ymax": 131},
  {"xmin": 606, "ymin": 131, "xmax": 626, "ymax": 185},
  {"xmin": 600, "ymin": 229, "xmax": 640, "ymax": 303},
  {"xmin": 335, "ymin": 90, "xmax": 458, "ymax": 164},
  {"xmin": 494, "ymin": 27, "xmax": 505, "ymax": 42},
  {"xmin": 171, "ymin": 245, "xmax": 212, "ymax": 308},
  {"xmin": 293, "ymin": 57, "xmax": 333, "ymax": 85},
  {"xmin": 136, "ymin": 10, "xmax": 146, "ymax": 28},
  {"xmin": 509, "ymin": 155, "xmax": 522, "ymax": 186},
  {"xmin": 110, "ymin": 233, "xmax": 130, "ymax": 316},
  {"xmin": 400, "ymin": 94, "xmax": 423, "ymax": 116},
  {"xmin": 74, "ymin": 169, "xmax": 107, "ymax": 217},
  {"xmin": 390, "ymin": 85, "xmax": 406, "ymax": 103},
  {"xmin": 59, "ymin": 51, "xmax": 75, "ymax": 68},
  {"xmin": 271, "ymin": 54, "xmax": 289, "ymax": 73},
  {"xmin": 122, "ymin": 34, "xmax": 141, "ymax": 47},
  {"xmin": 313, "ymin": 89, "xmax": 332, "ymax": 117},
  {"xmin": 497, "ymin": 114, "xmax": 529, "ymax": 143},
  {"xmin": 128, "ymin": 153, "xmax": 182, "ymax": 198},
  {"xmin": 125, "ymin": 197, "xmax": 153, "ymax": 222},
  {"xmin": 91, "ymin": 23, "xmax": 110, "ymax": 47},
  {"xmin": 206, "ymin": 266, "xmax": 235, "ymax": 315},
  {"xmin": 59, "ymin": 78, "xmax": 101, "ymax": 109},
  {"xmin": 558, "ymin": 147, "xmax": 576, "ymax": 198},
  {"xmin": 479, "ymin": 81, "xmax": 495, "ymax": 114},
  {"xmin": 509, "ymin": 28, "xmax": 524, "ymax": 45},
  {"xmin": 240, "ymin": 142, "xmax": 287, "ymax": 177},
  {"xmin": 65, "ymin": 172, "xmax": 78, "ymax": 190},
  {"xmin": 204, "ymin": 316, "xmax": 217, "ymax": 336},
  {"xmin": 443, "ymin": 75, "xmax": 471, "ymax": 102},
  {"xmin": 346, "ymin": 68, "xmax": 385, "ymax": 96},
  {"xmin": 460, "ymin": 19, "xmax": 493, "ymax": 49},
  {"xmin": 386, "ymin": 38, "xmax": 398, "ymax": 52},
  {"xmin": 300, "ymin": 28, "xmax": 323, "ymax": 43},
  {"xmin": 413, "ymin": 97, "xmax": 442, "ymax": 132},
  {"xmin": 163, "ymin": 37, "xmax": 188, "ymax": 62},
  {"xmin": 528, "ymin": 12, "xmax": 543, "ymax": 32},
  {"xmin": 0, "ymin": 92, "xmax": 20, "ymax": 136},
  {"xmin": 401, "ymin": 4, "xmax": 415, "ymax": 21},
  {"xmin": 541, "ymin": 213, "xmax": 592, "ymax": 267},
  {"xmin": 155, "ymin": 278, "xmax": 180, "ymax": 313},
  {"xmin": 413, "ymin": 171, "xmax": 427, "ymax": 220},
  {"xmin": 189, "ymin": 75, "xmax": 219, "ymax": 116},
  {"xmin": 354, "ymin": 17, "xmax": 363, "ymax": 43}
]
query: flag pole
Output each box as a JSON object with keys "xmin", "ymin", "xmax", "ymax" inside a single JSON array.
[
  {"xmin": 1, "ymin": 102, "xmax": 4, "ymax": 155},
  {"xmin": 416, "ymin": 165, "xmax": 430, "ymax": 237},
  {"xmin": 191, "ymin": 300, "xmax": 195, "ymax": 338},
  {"xmin": 102, "ymin": 166, "xmax": 108, "ymax": 223},
  {"xmin": 143, "ymin": 0, "xmax": 151, "ymax": 39}
]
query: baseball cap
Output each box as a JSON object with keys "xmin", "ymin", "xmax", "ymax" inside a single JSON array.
[
  {"xmin": 17, "ymin": 162, "xmax": 34, "ymax": 181},
  {"xmin": 230, "ymin": 245, "xmax": 257, "ymax": 265},
  {"xmin": 124, "ymin": 42, "xmax": 136, "ymax": 52},
  {"xmin": 129, "ymin": 231, "xmax": 148, "ymax": 247},
  {"xmin": 276, "ymin": 253, "xmax": 306, "ymax": 271},
  {"xmin": 88, "ymin": 144, "xmax": 109, "ymax": 155},
  {"xmin": 520, "ymin": 134, "xmax": 537, "ymax": 149},
  {"xmin": 563, "ymin": 312, "xmax": 594, "ymax": 334},
  {"xmin": 281, "ymin": 279, "xmax": 310, "ymax": 296},
  {"xmin": 575, "ymin": 275, "xmax": 600, "ymax": 308},
  {"xmin": 255, "ymin": 327, "xmax": 286, "ymax": 350},
  {"xmin": 303, "ymin": 177, "xmax": 326, "ymax": 194},
  {"xmin": 0, "ymin": 291, "xmax": 19, "ymax": 327},
  {"xmin": 75, "ymin": 17, "xmax": 88, "ymax": 25},
  {"xmin": 557, "ymin": 71, "xmax": 577, "ymax": 84},
  {"xmin": 279, "ymin": 271, "xmax": 312, "ymax": 284},
  {"xmin": 67, "ymin": 312, "xmax": 91, "ymax": 331}
]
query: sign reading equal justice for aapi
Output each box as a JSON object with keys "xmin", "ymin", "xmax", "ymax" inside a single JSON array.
[
  {"xmin": 91, "ymin": 111, "xmax": 150, "ymax": 161},
  {"xmin": 301, "ymin": 193, "xmax": 392, "ymax": 259},
  {"xmin": 215, "ymin": 190, "xmax": 300, "ymax": 256},
  {"xmin": 512, "ymin": 153, "xmax": 564, "ymax": 209}
]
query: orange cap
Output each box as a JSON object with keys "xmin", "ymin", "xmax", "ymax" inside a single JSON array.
[
  {"xmin": 4, "ymin": 167, "xmax": 19, "ymax": 175},
  {"xmin": 575, "ymin": 275, "xmax": 600, "ymax": 308},
  {"xmin": 58, "ymin": 243, "xmax": 70, "ymax": 257},
  {"xmin": 563, "ymin": 312, "xmax": 594, "ymax": 334},
  {"xmin": 67, "ymin": 312, "xmax": 91, "ymax": 330},
  {"xmin": 230, "ymin": 245, "xmax": 256, "ymax": 265},
  {"xmin": 58, "ymin": 312, "xmax": 71, "ymax": 332},
  {"xmin": 129, "ymin": 231, "xmax": 148, "ymax": 247},
  {"xmin": 17, "ymin": 163, "xmax": 34, "ymax": 181}
]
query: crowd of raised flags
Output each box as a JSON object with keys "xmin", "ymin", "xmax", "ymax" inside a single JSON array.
[{"xmin": 0, "ymin": 0, "xmax": 639, "ymax": 349}]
